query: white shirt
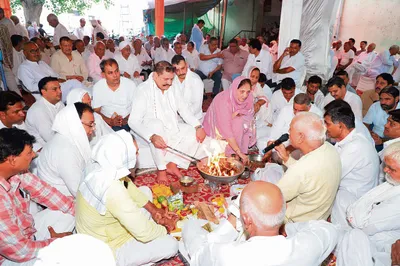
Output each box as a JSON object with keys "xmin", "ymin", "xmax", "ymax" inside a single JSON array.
[
  {"xmin": 338, "ymin": 50, "xmax": 355, "ymax": 66},
  {"xmin": 114, "ymin": 53, "xmax": 141, "ymax": 77},
  {"xmin": 92, "ymin": 25, "xmax": 108, "ymax": 40},
  {"xmin": 154, "ymin": 47, "xmax": 176, "ymax": 64},
  {"xmin": 134, "ymin": 48, "xmax": 152, "ymax": 70},
  {"xmin": 182, "ymin": 49, "xmax": 200, "ymax": 70},
  {"xmin": 18, "ymin": 60, "xmax": 59, "ymax": 94},
  {"xmin": 355, "ymin": 51, "xmax": 377, "ymax": 68},
  {"xmin": 92, "ymin": 77, "xmax": 136, "ymax": 118},
  {"xmin": 25, "ymin": 98, "xmax": 65, "ymax": 147},
  {"xmin": 172, "ymin": 69, "xmax": 204, "ymax": 120},
  {"xmin": 86, "ymin": 53, "xmax": 107, "ymax": 83},
  {"xmin": 12, "ymin": 48, "xmax": 25, "ymax": 77},
  {"xmin": 363, "ymin": 102, "xmax": 400, "ymax": 138},
  {"xmin": 368, "ymin": 50, "xmax": 396, "ymax": 75},
  {"xmin": 355, "ymin": 118, "xmax": 375, "ymax": 146},
  {"xmin": 323, "ymin": 91, "xmax": 363, "ymax": 121},
  {"xmin": 0, "ymin": 17, "xmax": 16, "ymax": 35},
  {"xmin": 198, "ymin": 45, "xmax": 223, "ymax": 76},
  {"xmin": 14, "ymin": 23, "xmax": 28, "ymax": 38},
  {"xmin": 266, "ymin": 88, "xmax": 301, "ymax": 124},
  {"xmin": 334, "ymin": 48, "xmax": 342, "ymax": 59},
  {"xmin": 300, "ymin": 85, "xmax": 325, "ymax": 110},
  {"xmin": 50, "ymin": 50, "xmax": 88, "ymax": 80},
  {"xmin": 183, "ymin": 219, "xmax": 338, "ymax": 266},
  {"xmin": 74, "ymin": 26, "xmax": 91, "ymax": 40},
  {"xmin": 53, "ymin": 23, "xmax": 73, "ymax": 46},
  {"xmin": 275, "ymin": 52, "xmax": 306, "ymax": 86},
  {"xmin": 242, "ymin": 49, "xmax": 273, "ymax": 80},
  {"xmin": 79, "ymin": 48, "xmax": 91, "ymax": 61}
]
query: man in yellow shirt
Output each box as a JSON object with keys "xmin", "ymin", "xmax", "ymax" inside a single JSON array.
[
  {"xmin": 273, "ymin": 112, "xmax": 342, "ymax": 223},
  {"xmin": 76, "ymin": 130, "xmax": 179, "ymax": 266}
]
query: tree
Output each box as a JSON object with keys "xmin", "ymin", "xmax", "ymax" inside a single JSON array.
[{"xmin": 11, "ymin": 0, "xmax": 112, "ymax": 25}]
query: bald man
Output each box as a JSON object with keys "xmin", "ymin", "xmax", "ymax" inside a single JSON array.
[
  {"xmin": 87, "ymin": 41, "xmax": 108, "ymax": 83},
  {"xmin": 271, "ymin": 112, "xmax": 341, "ymax": 222},
  {"xmin": 182, "ymin": 181, "xmax": 338, "ymax": 265},
  {"xmin": 47, "ymin": 13, "xmax": 76, "ymax": 47}
]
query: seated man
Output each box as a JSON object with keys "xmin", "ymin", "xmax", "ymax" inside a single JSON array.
[
  {"xmin": 129, "ymin": 61, "xmax": 207, "ymax": 184},
  {"xmin": 336, "ymin": 41, "xmax": 354, "ymax": 71},
  {"xmin": 361, "ymin": 73, "xmax": 394, "ymax": 116},
  {"xmin": 30, "ymin": 37, "xmax": 51, "ymax": 65},
  {"xmin": 50, "ymin": 36, "xmax": 88, "ymax": 82},
  {"xmin": 182, "ymin": 181, "xmax": 338, "ymax": 265},
  {"xmin": 364, "ymin": 86, "xmax": 400, "ymax": 146},
  {"xmin": 366, "ymin": 45, "xmax": 399, "ymax": 78},
  {"xmin": 74, "ymin": 39, "xmax": 91, "ymax": 61},
  {"xmin": 221, "ymin": 38, "xmax": 249, "ymax": 90},
  {"xmin": 173, "ymin": 41, "xmax": 183, "ymax": 56},
  {"xmin": 92, "ymin": 59, "xmax": 135, "ymax": 132},
  {"xmin": 271, "ymin": 112, "xmax": 342, "ymax": 222},
  {"xmin": 324, "ymin": 76, "xmax": 362, "ymax": 120},
  {"xmin": 105, "ymin": 39, "xmax": 117, "ymax": 59},
  {"xmin": 18, "ymin": 41, "xmax": 86, "ymax": 102},
  {"xmin": 154, "ymin": 38, "xmax": 175, "ymax": 64},
  {"xmin": 272, "ymin": 39, "xmax": 305, "ymax": 88},
  {"xmin": 195, "ymin": 37, "xmax": 224, "ymax": 97},
  {"xmin": 37, "ymin": 103, "xmax": 94, "ymax": 197},
  {"xmin": 114, "ymin": 41, "xmax": 142, "ymax": 86},
  {"xmin": 182, "ymin": 41, "xmax": 200, "ymax": 71},
  {"xmin": 171, "ymin": 55, "xmax": 204, "ymax": 121},
  {"xmin": 336, "ymin": 141, "xmax": 400, "ymax": 266},
  {"xmin": 345, "ymin": 43, "xmax": 377, "ymax": 85},
  {"xmin": 0, "ymin": 128, "xmax": 75, "ymax": 265},
  {"xmin": 76, "ymin": 130, "xmax": 179, "ymax": 266},
  {"xmin": 87, "ymin": 41, "xmax": 108, "ymax": 83},
  {"xmin": 242, "ymin": 39, "xmax": 273, "ymax": 83},
  {"xmin": 336, "ymin": 70, "xmax": 357, "ymax": 94},
  {"xmin": 324, "ymin": 104, "xmax": 379, "ymax": 228},
  {"xmin": 25, "ymin": 77, "xmax": 65, "ymax": 147},
  {"xmin": 300, "ymin": 75, "xmax": 325, "ymax": 110},
  {"xmin": 132, "ymin": 38, "xmax": 152, "ymax": 78}
]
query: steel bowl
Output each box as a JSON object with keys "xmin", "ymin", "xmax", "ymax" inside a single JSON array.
[
  {"xmin": 180, "ymin": 176, "xmax": 194, "ymax": 187},
  {"xmin": 196, "ymin": 157, "xmax": 245, "ymax": 184},
  {"xmin": 247, "ymin": 154, "xmax": 265, "ymax": 171}
]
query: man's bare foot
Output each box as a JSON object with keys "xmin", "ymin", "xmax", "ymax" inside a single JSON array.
[
  {"xmin": 166, "ymin": 162, "xmax": 183, "ymax": 178},
  {"xmin": 157, "ymin": 170, "xmax": 170, "ymax": 185}
]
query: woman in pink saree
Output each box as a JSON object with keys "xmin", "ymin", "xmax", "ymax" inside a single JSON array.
[{"xmin": 203, "ymin": 76, "xmax": 254, "ymax": 163}]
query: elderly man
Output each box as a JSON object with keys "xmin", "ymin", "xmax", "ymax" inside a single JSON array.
[
  {"xmin": 336, "ymin": 142, "xmax": 400, "ymax": 266},
  {"xmin": 367, "ymin": 45, "xmax": 400, "ymax": 78},
  {"xmin": 37, "ymin": 103, "xmax": 94, "ymax": 198},
  {"xmin": 182, "ymin": 181, "xmax": 338, "ymax": 265},
  {"xmin": 300, "ymin": 75, "xmax": 325, "ymax": 110},
  {"xmin": 270, "ymin": 112, "xmax": 341, "ymax": 222},
  {"xmin": 242, "ymin": 39, "xmax": 272, "ymax": 82},
  {"xmin": 154, "ymin": 38, "xmax": 175, "ymax": 64},
  {"xmin": 73, "ymin": 18, "xmax": 90, "ymax": 40},
  {"xmin": 346, "ymin": 43, "xmax": 377, "ymax": 84},
  {"xmin": 10, "ymin": 15, "xmax": 28, "ymax": 38},
  {"xmin": 171, "ymin": 55, "xmax": 204, "ymax": 121},
  {"xmin": 25, "ymin": 77, "xmax": 65, "ymax": 147},
  {"xmin": 364, "ymin": 86, "xmax": 400, "ymax": 145},
  {"xmin": 221, "ymin": 39, "xmax": 249, "ymax": 90},
  {"xmin": 92, "ymin": 59, "xmax": 135, "ymax": 132},
  {"xmin": 182, "ymin": 41, "xmax": 200, "ymax": 71},
  {"xmin": 18, "ymin": 41, "xmax": 85, "ymax": 102},
  {"xmin": 114, "ymin": 41, "xmax": 142, "ymax": 85},
  {"xmin": 195, "ymin": 37, "xmax": 224, "ymax": 97},
  {"xmin": 129, "ymin": 61, "xmax": 207, "ymax": 184},
  {"xmin": 87, "ymin": 41, "xmax": 108, "ymax": 83},
  {"xmin": 333, "ymin": 40, "xmax": 343, "ymax": 59},
  {"xmin": 76, "ymin": 130, "xmax": 178, "ymax": 266},
  {"xmin": 0, "ymin": 128, "xmax": 75, "ymax": 265},
  {"xmin": 324, "ymin": 103, "xmax": 379, "ymax": 228},
  {"xmin": 337, "ymin": 42, "xmax": 355, "ymax": 71},
  {"xmin": 0, "ymin": 8, "xmax": 16, "ymax": 35},
  {"xmin": 132, "ymin": 38, "xmax": 152, "ymax": 78},
  {"xmin": 190, "ymin": 19, "xmax": 205, "ymax": 52},
  {"xmin": 272, "ymin": 39, "xmax": 305, "ymax": 88},
  {"xmin": 50, "ymin": 36, "xmax": 88, "ymax": 82},
  {"xmin": 336, "ymin": 70, "xmax": 357, "ymax": 94},
  {"xmin": 150, "ymin": 36, "xmax": 161, "ymax": 59},
  {"xmin": 324, "ymin": 76, "xmax": 362, "ymax": 120},
  {"xmin": 361, "ymin": 73, "xmax": 395, "ymax": 116},
  {"xmin": 46, "ymin": 13, "xmax": 75, "ymax": 47},
  {"xmin": 30, "ymin": 37, "xmax": 51, "ymax": 64}
]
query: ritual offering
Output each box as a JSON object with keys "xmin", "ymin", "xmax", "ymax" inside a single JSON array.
[
  {"xmin": 195, "ymin": 202, "xmax": 220, "ymax": 224},
  {"xmin": 167, "ymin": 191, "xmax": 184, "ymax": 212}
]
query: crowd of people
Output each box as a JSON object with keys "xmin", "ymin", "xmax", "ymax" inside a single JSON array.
[{"xmin": 0, "ymin": 10, "xmax": 400, "ymax": 266}]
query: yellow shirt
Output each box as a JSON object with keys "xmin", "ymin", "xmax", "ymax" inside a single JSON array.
[
  {"xmin": 76, "ymin": 178, "xmax": 167, "ymax": 254},
  {"xmin": 277, "ymin": 142, "xmax": 341, "ymax": 223}
]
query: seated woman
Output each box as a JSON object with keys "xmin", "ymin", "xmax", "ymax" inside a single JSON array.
[
  {"xmin": 203, "ymin": 76, "xmax": 254, "ymax": 163},
  {"xmin": 66, "ymin": 88, "xmax": 113, "ymax": 146}
]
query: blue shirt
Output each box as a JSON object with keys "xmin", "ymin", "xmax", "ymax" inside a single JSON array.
[
  {"xmin": 363, "ymin": 101, "xmax": 400, "ymax": 137},
  {"xmin": 190, "ymin": 25, "xmax": 204, "ymax": 52}
]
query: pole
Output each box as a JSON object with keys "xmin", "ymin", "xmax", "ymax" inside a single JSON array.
[
  {"xmin": 155, "ymin": 0, "xmax": 165, "ymax": 36},
  {"xmin": 183, "ymin": 2, "xmax": 187, "ymax": 34},
  {"xmin": 219, "ymin": 0, "xmax": 228, "ymax": 48}
]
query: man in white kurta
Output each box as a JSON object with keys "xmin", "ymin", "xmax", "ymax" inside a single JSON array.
[
  {"xmin": 171, "ymin": 55, "xmax": 204, "ymax": 121},
  {"xmin": 324, "ymin": 76, "xmax": 362, "ymax": 121},
  {"xmin": 128, "ymin": 61, "xmax": 208, "ymax": 184},
  {"xmin": 73, "ymin": 18, "xmax": 91, "ymax": 40},
  {"xmin": 182, "ymin": 42, "xmax": 200, "ymax": 71},
  {"xmin": 345, "ymin": 43, "xmax": 377, "ymax": 84},
  {"xmin": 242, "ymin": 38, "xmax": 273, "ymax": 81},
  {"xmin": 46, "ymin": 13, "xmax": 76, "ymax": 47},
  {"xmin": 324, "ymin": 105, "xmax": 379, "ymax": 228},
  {"xmin": 132, "ymin": 39, "xmax": 152, "ymax": 77},
  {"xmin": 91, "ymin": 20, "xmax": 109, "ymax": 40},
  {"xmin": 366, "ymin": 45, "xmax": 400, "ymax": 79},
  {"xmin": 10, "ymin": 16, "xmax": 28, "ymax": 38},
  {"xmin": 182, "ymin": 181, "xmax": 338, "ymax": 266},
  {"xmin": 11, "ymin": 36, "xmax": 25, "ymax": 78},
  {"xmin": 300, "ymin": 75, "xmax": 325, "ymax": 110},
  {"xmin": 25, "ymin": 77, "xmax": 65, "ymax": 147},
  {"xmin": 336, "ymin": 141, "xmax": 400, "ymax": 266},
  {"xmin": 114, "ymin": 41, "xmax": 142, "ymax": 86},
  {"xmin": 154, "ymin": 38, "xmax": 175, "ymax": 64},
  {"xmin": 337, "ymin": 42, "xmax": 355, "ymax": 71},
  {"xmin": 37, "ymin": 103, "xmax": 93, "ymax": 197},
  {"xmin": 87, "ymin": 41, "xmax": 108, "ymax": 83}
]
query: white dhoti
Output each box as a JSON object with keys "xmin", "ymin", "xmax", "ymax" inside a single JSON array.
[
  {"xmin": 331, "ymin": 189, "xmax": 358, "ymax": 229},
  {"xmin": 336, "ymin": 229, "xmax": 373, "ymax": 266},
  {"xmin": 346, "ymin": 63, "xmax": 367, "ymax": 86}
]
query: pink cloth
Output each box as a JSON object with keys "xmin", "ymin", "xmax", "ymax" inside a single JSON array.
[{"xmin": 203, "ymin": 76, "xmax": 255, "ymax": 155}]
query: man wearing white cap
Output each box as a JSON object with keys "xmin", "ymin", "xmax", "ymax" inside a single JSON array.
[{"xmin": 114, "ymin": 41, "xmax": 142, "ymax": 86}]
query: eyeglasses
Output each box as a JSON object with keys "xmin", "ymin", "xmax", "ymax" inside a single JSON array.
[{"xmin": 81, "ymin": 121, "xmax": 96, "ymax": 128}]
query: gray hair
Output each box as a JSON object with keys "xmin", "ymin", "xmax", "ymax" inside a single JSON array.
[
  {"xmin": 241, "ymin": 191, "xmax": 286, "ymax": 228},
  {"xmin": 293, "ymin": 112, "xmax": 326, "ymax": 142},
  {"xmin": 383, "ymin": 142, "xmax": 400, "ymax": 162},
  {"xmin": 294, "ymin": 93, "xmax": 311, "ymax": 106}
]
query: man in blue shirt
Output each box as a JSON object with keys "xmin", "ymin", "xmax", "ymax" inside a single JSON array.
[{"xmin": 190, "ymin": 19, "xmax": 205, "ymax": 52}]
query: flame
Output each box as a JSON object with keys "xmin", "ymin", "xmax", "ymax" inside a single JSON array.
[{"xmin": 201, "ymin": 139, "xmax": 237, "ymax": 177}]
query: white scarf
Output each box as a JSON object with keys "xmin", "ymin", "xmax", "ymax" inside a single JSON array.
[
  {"xmin": 346, "ymin": 182, "xmax": 400, "ymax": 229},
  {"xmin": 79, "ymin": 130, "xmax": 137, "ymax": 215},
  {"xmin": 66, "ymin": 88, "xmax": 90, "ymax": 106}
]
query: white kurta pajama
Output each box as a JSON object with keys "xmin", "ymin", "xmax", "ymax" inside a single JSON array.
[
  {"xmin": 154, "ymin": 47, "xmax": 176, "ymax": 64},
  {"xmin": 114, "ymin": 53, "xmax": 143, "ymax": 86},
  {"xmin": 182, "ymin": 219, "xmax": 338, "ymax": 266},
  {"xmin": 324, "ymin": 91, "xmax": 363, "ymax": 121},
  {"xmin": 331, "ymin": 130, "xmax": 380, "ymax": 228},
  {"xmin": 345, "ymin": 51, "xmax": 377, "ymax": 84},
  {"xmin": 129, "ymin": 75, "xmax": 207, "ymax": 170}
]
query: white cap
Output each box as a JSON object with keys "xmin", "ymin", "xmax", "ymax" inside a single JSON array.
[{"xmin": 118, "ymin": 41, "xmax": 131, "ymax": 50}]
